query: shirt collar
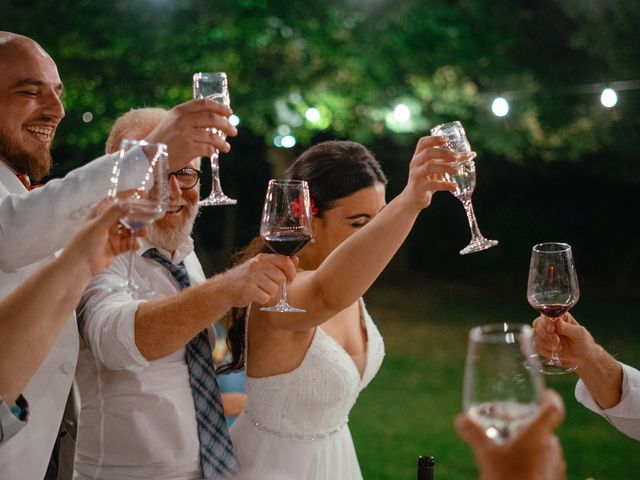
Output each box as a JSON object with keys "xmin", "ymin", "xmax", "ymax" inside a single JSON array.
[
  {"xmin": 0, "ymin": 159, "xmax": 29, "ymax": 193},
  {"xmin": 137, "ymin": 235, "xmax": 195, "ymax": 265}
]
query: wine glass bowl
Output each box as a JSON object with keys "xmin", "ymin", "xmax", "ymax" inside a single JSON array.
[
  {"xmin": 260, "ymin": 179, "xmax": 313, "ymax": 313},
  {"xmin": 193, "ymin": 71, "xmax": 237, "ymax": 206},
  {"xmin": 108, "ymin": 139, "xmax": 169, "ymax": 296},
  {"xmin": 463, "ymin": 323, "xmax": 544, "ymax": 443},
  {"xmin": 527, "ymin": 242, "xmax": 580, "ymax": 375},
  {"xmin": 430, "ymin": 121, "xmax": 498, "ymax": 255}
]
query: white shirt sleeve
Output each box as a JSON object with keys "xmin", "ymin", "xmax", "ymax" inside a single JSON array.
[
  {"xmin": 0, "ymin": 148, "xmax": 149, "ymax": 272},
  {"xmin": 77, "ymin": 255, "xmax": 149, "ymax": 372},
  {"xmin": 575, "ymin": 362, "xmax": 640, "ymax": 441}
]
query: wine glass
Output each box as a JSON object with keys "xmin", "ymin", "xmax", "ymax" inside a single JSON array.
[
  {"xmin": 463, "ymin": 323, "xmax": 544, "ymax": 443},
  {"xmin": 260, "ymin": 179, "xmax": 313, "ymax": 313},
  {"xmin": 108, "ymin": 139, "xmax": 169, "ymax": 296},
  {"xmin": 430, "ymin": 121, "xmax": 498, "ymax": 255},
  {"xmin": 193, "ymin": 71, "xmax": 237, "ymax": 206},
  {"xmin": 527, "ymin": 242, "xmax": 580, "ymax": 375}
]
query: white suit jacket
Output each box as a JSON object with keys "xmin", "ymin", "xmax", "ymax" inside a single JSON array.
[{"xmin": 0, "ymin": 151, "xmax": 148, "ymax": 479}]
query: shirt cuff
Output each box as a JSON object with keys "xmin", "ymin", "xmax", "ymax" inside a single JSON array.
[
  {"xmin": 0, "ymin": 394, "xmax": 28, "ymax": 444},
  {"xmin": 575, "ymin": 362, "xmax": 640, "ymax": 418}
]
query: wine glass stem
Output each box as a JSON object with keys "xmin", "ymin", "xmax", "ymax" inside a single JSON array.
[
  {"xmin": 281, "ymin": 280, "xmax": 289, "ymax": 305},
  {"xmin": 461, "ymin": 198, "xmax": 483, "ymax": 240},
  {"xmin": 126, "ymin": 235, "xmax": 137, "ymax": 287},
  {"xmin": 210, "ymin": 152, "xmax": 223, "ymax": 195}
]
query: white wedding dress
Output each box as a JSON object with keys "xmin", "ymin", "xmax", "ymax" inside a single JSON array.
[{"xmin": 230, "ymin": 301, "xmax": 385, "ymax": 480}]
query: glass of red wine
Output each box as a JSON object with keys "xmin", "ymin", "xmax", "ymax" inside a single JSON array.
[
  {"xmin": 260, "ymin": 179, "xmax": 313, "ymax": 313},
  {"xmin": 527, "ymin": 242, "xmax": 580, "ymax": 375},
  {"xmin": 108, "ymin": 139, "xmax": 169, "ymax": 296}
]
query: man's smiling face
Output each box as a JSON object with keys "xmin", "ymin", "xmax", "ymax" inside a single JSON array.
[{"xmin": 0, "ymin": 34, "xmax": 65, "ymax": 180}]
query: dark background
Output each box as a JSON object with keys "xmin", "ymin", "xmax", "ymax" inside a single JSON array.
[{"xmin": 3, "ymin": 0, "xmax": 639, "ymax": 294}]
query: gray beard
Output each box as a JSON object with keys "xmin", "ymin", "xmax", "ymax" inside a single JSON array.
[
  {"xmin": 146, "ymin": 207, "xmax": 198, "ymax": 253},
  {"xmin": 0, "ymin": 127, "xmax": 52, "ymax": 181}
]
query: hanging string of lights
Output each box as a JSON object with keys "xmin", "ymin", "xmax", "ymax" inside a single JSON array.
[{"xmin": 490, "ymin": 79, "xmax": 640, "ymax": 117}]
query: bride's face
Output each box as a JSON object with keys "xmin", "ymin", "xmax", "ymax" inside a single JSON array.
[{"xmin": 310, "ymin": 182, "xmax": 386, "ymax": 262}]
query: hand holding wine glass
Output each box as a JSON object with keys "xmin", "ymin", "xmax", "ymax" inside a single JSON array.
[
  {"xmin": 430, "ymin": 121, "xmax": 498, "ymax": 255},
  {"xmin": 192, "ymin": 71, "xmax": 237, "ymax": 206},
  {"xmin": 107, "ymin": 139, "xmax": 169, "ymax": 296},
  {"xmin": 463, "ymin": 323, "xmax": 544, "ymax": 444},
  {"xmin": 260, "ymin": 179, "xmax": 313, "ymax": 313},
  {"xmin": 527, "ymin": 242, "xmax": 580, "ymax": 375}
]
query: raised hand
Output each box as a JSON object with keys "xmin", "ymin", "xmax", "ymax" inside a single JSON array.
[
  {"xmin": 63, "ymin": 199, "xmax": 143, "ymax": 277},
  {"xmin": 455, "ymin": 389, "xmax": 566, "ymax": 480},
  {"xmin": 216, "ymin": 253, "xmax": 298, "ymax": 307},
  {"xmin": 146, "ymin": 98, "xmax": 238, "ymax": 171},
  {"xmin": 398, "ymin": 135, "xmax": 470, "ymax": 211}
]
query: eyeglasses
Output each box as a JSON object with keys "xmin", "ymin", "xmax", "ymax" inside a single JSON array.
[{"xmin": 168, "ymin": 167, "xmax": 201, "ymax": 190}]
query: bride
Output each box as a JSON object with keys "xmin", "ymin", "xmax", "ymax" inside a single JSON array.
[{"xmin": 220, "ymin": 137, "xmax": 464, "ymax": 479}]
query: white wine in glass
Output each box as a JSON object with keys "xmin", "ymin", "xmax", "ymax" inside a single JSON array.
[
  {"xmin": 193, "ymin": 71, "xmax": 237, "ymax": 206},
  {"xmin": 430, "ymin": 120, "xmax": 498, "ymax": 255},
  {"xmin": 108, "ymin": 139, "xmax": 169, "ymax": 296},
  {"xmin": 463, "ymin": 323, "xmax": 544, "ymax": 443}
]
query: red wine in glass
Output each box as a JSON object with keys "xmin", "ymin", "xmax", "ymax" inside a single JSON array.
[
  {"xmin": 527, "ymin": 242, "xmax": 579, "ymax": 375},
  {"xmin": 263, "ymin": 231, "xmax": 312, "ymax": 256},
  {"xmin": 260, "ymin": 179, "xmax": 313, "ymax": 313},
  {"xmin": 529, "ymin": 302, "xmax": 571, "ymax": 319}
]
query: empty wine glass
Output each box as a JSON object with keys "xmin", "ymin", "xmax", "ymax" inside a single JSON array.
[
  {"xmin": 260, "ymin": 179, "xmax": 313, "ymax": 313},
  {"xmin": 430, "ymin": 121, "xmax": 498, "ymax": 255},
  {"xmin": 527, "ymin": 242, "xmax": 580, "ymax": 375},
  {"xmin": 193, "ymin": 71, "xmax": 237, "ymax": 206},
  {"xmin": 108, "ymin": 139, "xmax": 169, "ymax": 296},
  {"xmin": 463, "ymin": 323, "xmax": 544, "ymax": 443}
]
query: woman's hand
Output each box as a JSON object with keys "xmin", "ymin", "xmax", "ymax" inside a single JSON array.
[{"xmin": 398, "ymin": 135, "xmax": 471, "ymax": 211}]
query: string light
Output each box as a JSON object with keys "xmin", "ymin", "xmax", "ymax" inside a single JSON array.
[
  {"xmin": 600, "ymin": 88, "xmax": 618, "ymax": 108},
  {"xmin": 489, "ymin": 79, "xmax": 639, "ymax": 117},
  {"xmin": 305, "ymin": 107, "xmax": 321, "ymax": 122},
  {"xmin": 491, "ymin": 97, "xmax": 509, "ymax": 117}
]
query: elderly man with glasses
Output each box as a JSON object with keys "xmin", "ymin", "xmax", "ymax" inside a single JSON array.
[{"xmin": 74, "ymin": 108, "xmax": 296, "ymax": 480}]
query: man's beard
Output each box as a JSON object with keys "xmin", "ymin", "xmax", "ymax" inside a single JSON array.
[
  {"xmin": 146, "ymin": 203, "xmax": 199, "ymax": 253},
  {"xmin": 0, "ymin": 126, "xmax": 52, "ymax": 181}
]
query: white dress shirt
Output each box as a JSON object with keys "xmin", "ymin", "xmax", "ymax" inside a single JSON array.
[
  {"xmin": 575, "ymin": 361, "xmax": 640, "ymax": 441},
  {"xmin": 0, "ymin": 151, "xmax": 150, "ymax": 479},
  {"xmin": 74, "ymin": 238, "xmax": 214, "ymax": 480}
]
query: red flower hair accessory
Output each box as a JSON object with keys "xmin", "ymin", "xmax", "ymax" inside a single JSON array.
[{"xmin": 290, "ymin": 195, "xmax": 318, "ymax": 218}]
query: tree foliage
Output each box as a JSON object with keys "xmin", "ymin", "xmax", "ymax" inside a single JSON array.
[{"xmin": 2, "ymin": 0, "xmax": 638, "ymax": 175}]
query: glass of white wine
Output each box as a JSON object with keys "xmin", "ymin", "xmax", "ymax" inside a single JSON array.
[
  {"xmin": 430, "ymin": 120, "xmax": 498, "ymax": 255},
  {"xmin": 193, "ymin": 71, "xmax": 237, "ymax": 206},
  {"xmin": 108, "ymin": 139, "xmax": 168, "ymax": 296},
  {"xmin": 463, "ymin": 323, "xmax": 544, "ymax": 443}
]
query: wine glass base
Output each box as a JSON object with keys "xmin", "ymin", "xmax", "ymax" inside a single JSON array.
[
  {"xmin": 199, "ymin": 193, "xmax": 237, "ymax": 206},
  {"xmin": 527, "ymin": 354, "xmax": 577, "ymax": 376},
  {"xmin": 460, "ymin": 237, "xmax": 499, "ymax": 255},
  {"xmin": 260, "ymin": 300, "xmax": 306, "ymax": 313}
]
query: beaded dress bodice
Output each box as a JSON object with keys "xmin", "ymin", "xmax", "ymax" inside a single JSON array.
[{"xmin": 243, "ymin": 301, "xmax": 385, "ymax": 440}]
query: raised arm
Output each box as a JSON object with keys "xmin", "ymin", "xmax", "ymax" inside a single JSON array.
[
  {"xmin": 0, "ymin": 202, "xmax": 136, "ymax": 405},
  {"xmin": 134, "ymin": 254, "xmax": 296, "ymax": 360},
  {"xmin": 0, "ymin": 98, "xmax": 237, "ymax": 272},
  {"xmin": 268, "ymin": 136, "xmax": 463, "ymax": 331},
  {"xmin": 532, "ymin": 313, "xmax": 623, "ymax": 409}
]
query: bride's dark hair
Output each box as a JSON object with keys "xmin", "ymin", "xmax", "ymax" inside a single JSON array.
[{"xmin": 217, "ymin": 140, "xmax": 387, "ymax": 374}]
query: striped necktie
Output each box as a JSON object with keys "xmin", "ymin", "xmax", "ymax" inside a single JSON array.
[{"xmin": 142, "ymin": 248, "xmax": 238, "ymax": 478}]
